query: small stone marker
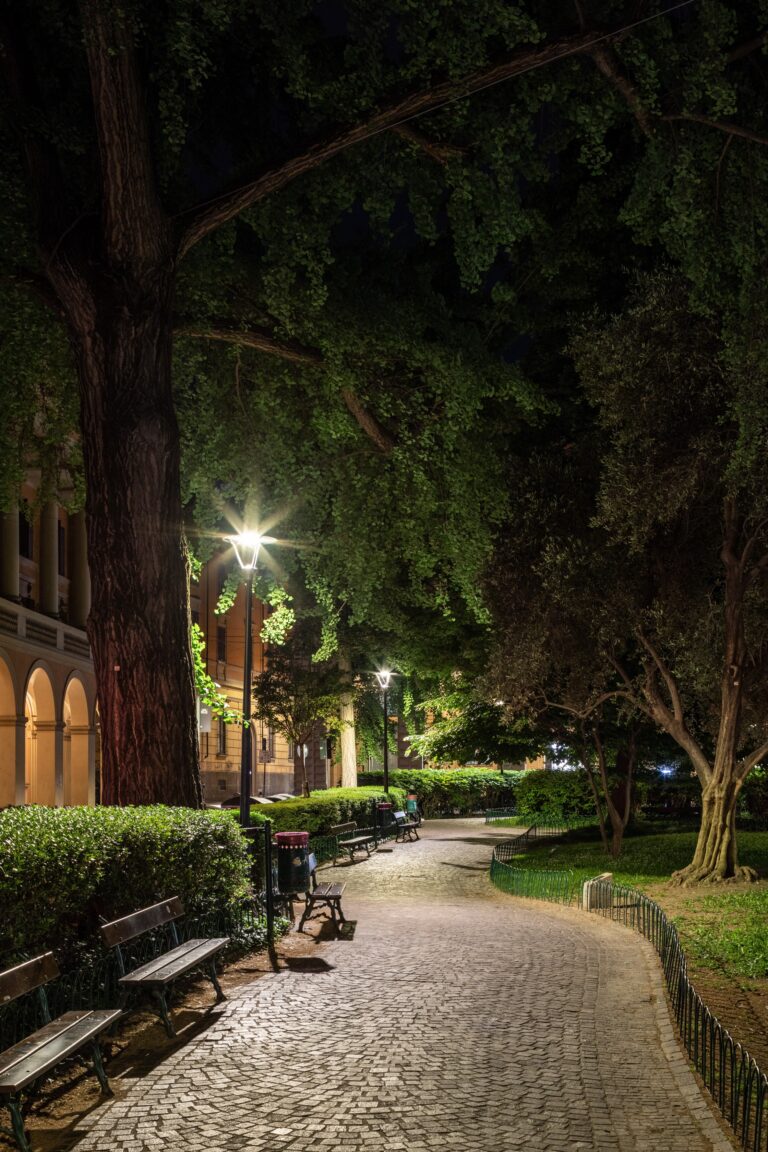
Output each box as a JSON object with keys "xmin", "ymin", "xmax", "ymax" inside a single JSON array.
[{"xmin": 582, "ymin": 872, "xmax": 613, "ymax": 911}]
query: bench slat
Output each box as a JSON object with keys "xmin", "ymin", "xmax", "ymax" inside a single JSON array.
[
  {"xmin": 0, "ymin": 1010, "xmax": 122, "ymax": 1093},
  {"xmin": 0, "ymin": 953, "xmax": 59, "ymax": 1008},
  {"xmin": 101, "ymin": 897, "xmax": 185, "ymax": 948},
  {"xmin": 313, "ymin": 884, "xmax": 345, "ymax": 899},
  {"xmin": 117, "ymin": 938, "xmax": 229, "ymax": 987}
]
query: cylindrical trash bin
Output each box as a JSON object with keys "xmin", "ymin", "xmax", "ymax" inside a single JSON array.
[
  {"xmin": 275, "ymin": 830, "xmax": 310, "ymax": 893},
  {"xmin": 377, "ymin": 801, "xmax": 394, "ymax": 832}
]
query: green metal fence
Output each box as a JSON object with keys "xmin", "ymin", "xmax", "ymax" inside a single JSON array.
[
  {"xmin": 490, "ymin": 854, "xmax": 576, "ymax": 903},
  {"xmin": 485, "ymin": 807, "xmax": 518, "ymax": 823},
  {"xmin": 581, "ymin": 876, "xmax": 768, "ymax": 1151},
  {"xmin": 490, "ymin": 832, "xmax": 768, "ymax": 1152}
]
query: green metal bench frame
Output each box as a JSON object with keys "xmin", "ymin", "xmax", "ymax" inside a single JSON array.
[
  {"xmin": 0, "ymin": 953, "xmax": 122, "ymax": 1152},
  {"xmin": 330, "ymin": 822, "xmax": 374, "ymax": 864},
  {"xmin": 393, "ymin": 810, "xmax": 420, "ymax": 842},
  {"xmin": 100, "ymin": 897, "xmax": 229, "ymax": 1038},
  {"xmin": 298, "ymin": 853, "xmax": 346, "ymax": 933}
]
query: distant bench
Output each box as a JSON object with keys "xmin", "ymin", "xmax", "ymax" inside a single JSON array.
[
  {"xmin": 393, "ymin": 809, "xmax": 420, "ymax": 842},
  {"xmin": 0, "ymin": 953, "xmax": 121, "ymax": 1152},
  {"xmin": 330, "ymin": 822, "xmax": 375, "ymax": 864},
  {"xmin": 298, "ymin": 853, "xmax": 346, "ymax": 932},
  {"xmin": 100, "ymin": 897, "xmax": 229, "ymax": 1037}
]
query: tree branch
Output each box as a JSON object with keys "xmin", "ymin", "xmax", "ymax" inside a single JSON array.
[
  {"xmin": 392, "ymin": 124, "xmax": 467, "ymax": 165},
  {"xmin": 9, "ymin": 266, "xmax": 64, "ymax": 315},
  {"xmin": 739, "ymin": 738, "xmax": 768, "ymax": 780},
  {"xmin": 177, "ymin": 326, "xmax": 395, "ymax": 453},
  {"xmin": 728, "ymin": 33, "xmax": 768, "ymax": 64},
  {"xmin": 177, "ymin": 30, "xmax": 610, "ymax": 259},
  {"xmin": 588, "ymin": 44, "xmax": 652, "ymax": 136},
  {"xmin": 663, "ymin": 114, "xmax": 768, "ymax": 149},
  {"xmin": 177, "ymin": 324, "xmax": 323, "ymax": 366},
  {"xmin": 79, "ymin": 0, "xmax": 168, "ymax": 267},
  {"xmin": 635, "ymin": 630, "xmax": 684, "ymax": 721}
]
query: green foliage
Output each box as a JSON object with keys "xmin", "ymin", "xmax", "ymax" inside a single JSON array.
[
  {"xmin": 357, "ymin": 767, "xmax": 521, "ymax": 816},
  {"xmin": 251, "ymin": 641, "xmax": 343, "ymax": 750},
  {"xmin": 514, "ymin": 769, "xmax": 597, "ymax": 824},
  {"xmin": 191, "ymin": 623, "xmax": 242, "ymax": 723},
  {"xmin": 0, "ymin": 806, "xmax": 251, "ymax": 967},
  {"xmin": 407, "ymin": 687, "xmax": 544, "ymax": 766},
  {"xmin": 259, "ymin": 587, "xmax": 296, "ymax": 646},
  {"xmin": 259, "ymin": 786, "xmax": 406, "ymax": 835}
]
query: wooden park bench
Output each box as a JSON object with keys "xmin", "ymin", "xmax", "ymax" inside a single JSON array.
[
  {"xmin": 330, "ymin": 822, "xmax": 375, "ymax": 864},
  {"xmin": 298, "ymin": 853, "xmax": 346, "ymax": 933},
  {"xmin": 0, "ymin": 953, "xmax": 122, "ymax": 1152},
  {"xmin": 393, "ymin": 809, "xmax": 420, "ymax": 842},
  {"xmin": 100, "ymin": 897, "xmax": 229, "ymax": 1037}
]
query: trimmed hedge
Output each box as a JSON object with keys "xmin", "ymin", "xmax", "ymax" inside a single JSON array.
[
  {"xmin": 255, "ymin": 787, "xmax": 407, "ymax": 835},
  {"xmin": 357, "ymin": 768, "xmax": 522, "ymax": 817},
  {"xmin": 0, "ymin": 806, "xmax": 251, "ymax": 967},
  {"xmin": 514, "ymin": 769, "xmax": 596, "ymax": 823}
]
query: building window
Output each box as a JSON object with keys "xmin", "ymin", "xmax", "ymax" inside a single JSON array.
[
  {"xmin": 216, "ymin": 625, "xmax": 227, "ymax": 663},
  {"xmin": 217, "ymin": 718, "xmax": 227, "ymax": 756},
  {"xmin": 19, "ymin": 508, "xmax": 33, "ymax": 559},
  {"xmin": 57, "ymin": 523, "xmax": 66, "ymax": 577}
]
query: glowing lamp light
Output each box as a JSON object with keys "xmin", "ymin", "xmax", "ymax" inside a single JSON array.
[{"xmin": 226, "ymin": 531, "xmax": 276, "ymax": 571}]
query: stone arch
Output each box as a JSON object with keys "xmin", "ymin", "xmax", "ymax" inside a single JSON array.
[
  {"xmin": 25, "ymin": 663, "xmax": 59, "ymax": 806},
  {"xmin": 63, "ymin": 673, "xmax": 96, "ymax": 806},
  {"xmin": 0, "ymin": 650, "xmax": 21, "ymax": 807}
]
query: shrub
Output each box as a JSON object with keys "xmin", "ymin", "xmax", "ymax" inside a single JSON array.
[
  {"xmin": 357, "ymin": 768, "xmax": 522, "ymax": 816},
  {"xmin": 256, "ymin": 787, "xmax": 406, "ymax": 835},
  {"xmin": 0, "ymin": 806, "xmax": 251, "ymax": 967},
  {"xmin": 514, "ymin": 769, "xmax": 596, "ymax": 823}
]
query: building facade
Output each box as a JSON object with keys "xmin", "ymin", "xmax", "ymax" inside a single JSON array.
[{"xmin": 0, "ymin": 491, "xmax": 331, "ymax": 807}]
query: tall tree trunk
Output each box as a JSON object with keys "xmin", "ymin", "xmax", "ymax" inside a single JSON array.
[
  {"xmin": 65, "ymin": 271, "xmax": 201, "ymax": 806},
  {"xmin": 338, "ymin": 650, "xmax": 357, "ymax": 788},
  {"xmin": 671, "ymin": 527, "xmax": 756, "ymax": 883}
]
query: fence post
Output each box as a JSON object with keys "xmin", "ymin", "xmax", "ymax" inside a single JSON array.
[{"xmin": 263, "ymin": 818, "xmax": 274, "ymax": 946}]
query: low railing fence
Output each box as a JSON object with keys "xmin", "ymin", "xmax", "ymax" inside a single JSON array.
[{"xmin": 491, "ymin": 838, "xmax": 768, "ymax": 1152}]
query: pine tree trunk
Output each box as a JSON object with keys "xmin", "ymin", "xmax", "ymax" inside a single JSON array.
[{"xmin": 67, "ymin": 272, "xmax": 202, "ymax": 807}]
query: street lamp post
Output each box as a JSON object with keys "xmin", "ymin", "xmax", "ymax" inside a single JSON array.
[
  {"xmin": 226, "ymin": 531, "xmax": 275, "ymax": 828},
  {"xmin": 374, "ymin": 669, "xmax": 393, "ymax": 793}
]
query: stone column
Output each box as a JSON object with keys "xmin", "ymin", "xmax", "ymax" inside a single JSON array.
[
  {"xmin": 0, "ymin": 714, "xmax": 24, "ymax": 806},
  {"xmin": 0, "ymin": 509, "xmax": 20, "ymax": 602},
  {"xmin": 39, "ymin": 502, "xmax": 60, "ymax": 616},
  {"xmin": 67, "ymin": 512, "xmax": 91, "ymax": 629}
]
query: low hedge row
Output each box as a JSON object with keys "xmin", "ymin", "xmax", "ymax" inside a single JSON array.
[
  {"xmin": 357, "ymin": 768, "xmax": 522, "ymax": 817},
  {"xmin": 514, "ymin": 769, "xmax": 598, "ymax": 822},
  {"xmin": 0, "ymin": 806, "xmax": 252, "ymax": 968},
  {"xmin": 252, "ymin": 786, "xmax": 407, "ymax": 835}
]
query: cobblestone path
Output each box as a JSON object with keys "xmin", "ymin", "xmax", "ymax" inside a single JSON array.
[{"xmin": 72, "ymin": 820, "xmax": 736, "ymax": 1152}]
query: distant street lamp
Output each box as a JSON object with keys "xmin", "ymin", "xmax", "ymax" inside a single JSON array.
[
  {"xmin": 374, "ymin": 668, "xmax": 393, "ymax": 793},
  {"xmin": 226, "ymin": 530, "xmax": 275, "ymax": 828}
]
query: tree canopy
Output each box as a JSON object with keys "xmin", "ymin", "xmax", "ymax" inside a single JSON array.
[{"xmin": 2, "ymin": 0, "xmax": 768, "ymax": 814}]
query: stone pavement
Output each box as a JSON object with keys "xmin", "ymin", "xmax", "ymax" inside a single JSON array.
[{"xmin": 71, "ymin": 819, "xmax": 736, "ymax": 1152}]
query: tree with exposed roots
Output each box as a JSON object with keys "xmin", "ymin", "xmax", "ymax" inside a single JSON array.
[{"xmin": 489, "ymin": 275, "xmax": 768, "ymax": 884}]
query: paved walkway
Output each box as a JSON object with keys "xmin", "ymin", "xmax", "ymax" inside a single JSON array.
[{"xmin": 72, "ymin": 820, "xmax": 735, "ymax": 1152}]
